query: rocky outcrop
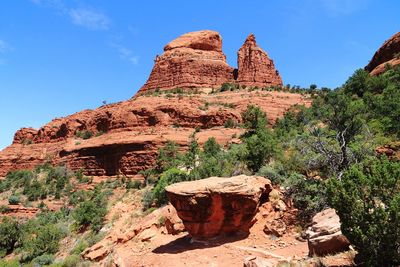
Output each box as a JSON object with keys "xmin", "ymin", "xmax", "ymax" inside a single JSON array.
[
  {"xmin": 0, "ymin": 91, "xmax": 310, "ymax": 177},
  {"xmin": 140, "ymin": 30, "xmax": 234, "ymax": 92},
  {"xmin": 306, "ymin": 208, "xmax": 350, "ymax": 256},
  {"xmin": 237, "ymin": 34, "xmax": 282, "ymax": 87},
  {"xmin": 165, "ymin": 175, "xmax": 272, "ymax": 239},
  {"xmin": 366, "ymin": 32, "xmax": 400, "ymax": 75},
  {"xmin": 139, "ymin": 30, "xmax": 283, "ymax": 93}
]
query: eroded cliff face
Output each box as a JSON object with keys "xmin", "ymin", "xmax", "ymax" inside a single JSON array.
[
  {"xmin": 237, "ymin": 34, "xmax": 282, "ymax": 87},
  {"xmin": 0, "ymin": 91, "xmax": 310, "ymax": 178},
  {"xmin": 139, "ymin": 30, "xmax": 282, "ymax": 93},
  {"xmin": 139, "ymin": 30, "xmax": 235, "ymax": 92},
  {"xmin": 365, "ymin": 31, "xmax": 400, "ymax": 75}
]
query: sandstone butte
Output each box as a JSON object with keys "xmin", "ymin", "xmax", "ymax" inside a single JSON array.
[
  {"xmin": 139, "ymin": 30, "xmax": 282, "ymax": 92},
  {"xmin": 365, "ymin": 31, "xmax": 400, "ymax": 76},
  {"xmin": 165, "ymin": 175, "xmax": 272, "ymax": 239},
  {"xmin": 0, "ymin": 30, "xmax": 310, "ymax": 179}
]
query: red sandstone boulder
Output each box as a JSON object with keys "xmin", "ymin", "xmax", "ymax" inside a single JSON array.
[
  {"xmin": 366, "ymin": 31, "xmax": 400, "ymax": 75},
  {"xmin": 165, "ymin": 175, "xmax": 272, "ymax": 239},
  {"xmin": 139, "ymin": 30, "xmax": 234, "ymax": 92},
  {"xmin": 237, "ymin": 34, "xmax": 283, "ymax": 87},
  {"xmin": 306, "ymin": 208, "xmax": 350, "ymax": 256}
]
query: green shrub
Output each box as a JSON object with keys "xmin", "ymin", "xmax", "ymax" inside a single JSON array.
[
  {"xmin": 70, "ymin": 240, "xmax": 88, "ymax": 255},
  {"xmin": 24, "ymin": 180, "xmax": 47, "ymax": 201},
  {"xmin": 257, "ymin": 165, "xmax": 284, "ymax": 185},
  {"xmin": 62, "ymin": 254, "xmax": 81, "ymax": 267},
  {"xmin": 0, "ymin": 259, "xmax": 19, "ymax": 267},
  {"xmin": 243, "ymin": 130, "xmax": 278, "ymax": 172},
  {"xmin": 242, "ymin": 104, "xmax": 268, "ymax": 134},
  {"xmin": 151, "ymin": 168, "xmax": 188, "ymax": 206},
  {"xmin": 126, "ymin": 179, "xmax": 142, "ymax": 190},
  {"xmin": 0, "ymin": 217, "xmax": 20, "ymax": 256},
  {"xmin": 75, "ymin": 130, "xmax": 93, "ymax": 140},
  {"xmin": 141, "ymin": 189, "xmax": 154, "ymax": 210},
  {"xmin": 203, "ymin": 137, "xmax": 221, "ymax": 157},
  {"xmin": 284, "ymin": 173, "xmax": 327, "ymax": 221},
  {"xmin": 156, "ymin": 141, "xmax": 182, "ymax": 172},
  {"xmin": 224, "ymin": 118, "xmax": 236, "ymax": 128},
  {"xmin": 327, "ymin": 157, "xmax": 400, "ymax": 266},
  {"xmin": 73, "ymin": 197, "xmax": 107, "ymax": 232},
  {"xmin": 8, "ymin": 195, "xmax": 20, "ymax": 205},
  {"xmin": 32, "ymin": 254, "xmax": 55, "ymax": 266},
  {"xmin": 21, "ymin": 223, "xmax": 63, "ymax": 261}
]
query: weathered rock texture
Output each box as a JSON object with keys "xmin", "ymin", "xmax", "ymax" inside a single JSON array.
[
  {"xmin": 306, "ymin": 208, "xmax": 350, "ymax": 256},
  {"xmin": 0, "ymin": 91, "xmax": 310, "ymax": 178},
  {"xmin": 237, "ymin": 34, "xmax": 282, "ymax": 87},
  {"xmin": 165, "ymin": 175, "xmax": 272, "ymax": 239},
  {"xmin": 365, "ymin": 31, "xmax": 400, "ymax": 75},
  {"xmin": 140, "ymin": 30, "xmax": 234, "ymax": 91},
  {"xmin": 139, "ymin": 30, "xmax": 282, "ymax": 92}
]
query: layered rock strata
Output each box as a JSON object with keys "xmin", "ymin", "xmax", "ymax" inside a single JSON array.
[
  {"xmin": 365, "ymin": 31, "xmax": 400, "ymax": 75},
  {"xmin": 0, "ymin": 91, "xmax": 310, "ymax": 177},
  {"xmin": 139, "ymin": 30, "xmax": 282, "ymax": 92}
]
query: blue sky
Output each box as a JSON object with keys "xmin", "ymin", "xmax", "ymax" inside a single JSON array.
[{"xmin": 0, "ymin": 0, "xmax": 399, "ymax": 150}]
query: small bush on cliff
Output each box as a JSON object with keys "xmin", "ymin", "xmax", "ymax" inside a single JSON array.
[
  {"xmin": 73, "ymin": 187, "xmax": 107, "ymax": 232},
  {"xmin": 8, "ymin": 195, "xmax": 20, "ymax": 205},
  {"xmin": 151, "ymin": 168, "xmax": 188, "ymax": 207},
  {"xmin": 327, "ymin": 157, "xmax": 400, "ymax": 266},
  {"xmin": 75, "ymin": 130, "xmax": 93, "ymax": 140},
  {"xmin": 224, "ymin": 118, "xmax": 236, "ymax": 128}
]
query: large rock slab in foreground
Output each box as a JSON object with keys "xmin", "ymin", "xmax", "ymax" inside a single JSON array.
[
  {"xmin": 306, "ymin": 208, "xmax": 350, "ymax": 256},
  {"xmin": 166, "ymin": 175, "xmax": 272, "ymax": 239}
]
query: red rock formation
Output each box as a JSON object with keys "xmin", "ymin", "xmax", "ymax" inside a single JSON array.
[
  {"xmin": 165, "ymin": 175, "xmax": 272, "ymax": 239},
  {"xmin": 0, "ymin": 91, "xmax": 310, "ymax": 177},
  {"xmin": 139, "ymin": 30, "xmax": 234, "ymax": 92},
  {"xmin": 365, "ymin": 32, "xmax": 400, "ymax": 75},
  {"xmin": 237, "ymin": 34, "xmax": 283, "ymax": 87},
  {"xmin": 139, "ymin": 30, "xmax": 283, "ymax": 93}
]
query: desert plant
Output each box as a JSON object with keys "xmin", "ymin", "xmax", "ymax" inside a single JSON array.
[
  {"xmin": 0, "ymin": 217, "xmax": 20, "ymax": 256},
  {"xmin": 8, "ymin": 195, "xmax": 20, "ymax": 205},
  {"xmin": 327, "ymin": 157, "xmax": 400, "ymax": 266},
  {"xmin": 224, "ymin": 118, "xmax": 236, "ymax": 128},
  {"xmin": 73, "ymin": 197, "xmax": 107, "ymax": 232},
  {"xmin": 151, "ymin": 168, "xmax": 188, "ymax": 206}
]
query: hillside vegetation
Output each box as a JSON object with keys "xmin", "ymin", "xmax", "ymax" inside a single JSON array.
[{"xmin": 0, "ymin": 66, "xmax": 399, "ymax": 266}]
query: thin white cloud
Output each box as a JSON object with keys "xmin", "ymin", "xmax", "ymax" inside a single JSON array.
[
  {"xmin": 320, "ymin": 0, "xmax": 369, "ymax": 16},
  {"xmin": 69, "ymin": 8, "xmax": 110, "ymax": 31},
  {"xmin": 110, "ymin": 42, "xmax": 139, "ymax": 65},
  {"xmin": 29, "ymin": 0, "xmax": 66, "ymax": 12},
  {"xmin": 29, "ymin": 0, "xmax": 110, "ymax": 31}
]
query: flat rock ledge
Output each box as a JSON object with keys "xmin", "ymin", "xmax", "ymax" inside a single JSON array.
[{"xmin": 166, "ymin": 175, "xmax": 272, "ymax": 239}]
